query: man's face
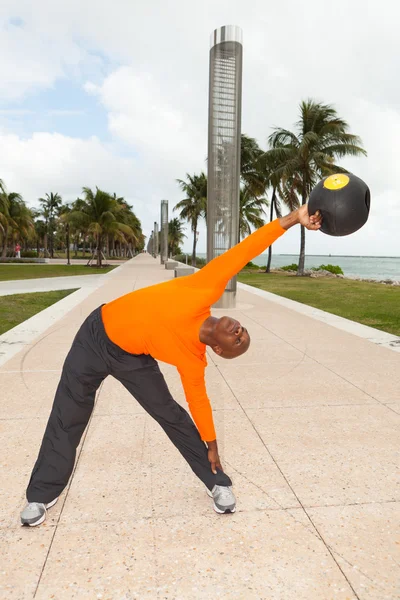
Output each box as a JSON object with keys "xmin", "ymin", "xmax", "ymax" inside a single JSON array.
[{"xmin": 212, "ymin": 316, "xmax": 251, "ymax": 359}]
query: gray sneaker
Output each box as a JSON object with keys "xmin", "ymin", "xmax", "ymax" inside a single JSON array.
[
  {"xmin": 207, "ymin": 485, "xmax": 236, "ymax": 514},
  {"xmin": 20, "ymin": 497, "xmax": 59, "ymax": 527}
]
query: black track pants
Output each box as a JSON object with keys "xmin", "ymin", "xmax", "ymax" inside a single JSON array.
[{"xmin": 26, "ymin": 306, "xmax": 231, "ymax": 503}]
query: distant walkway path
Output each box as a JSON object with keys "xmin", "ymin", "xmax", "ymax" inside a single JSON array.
[{"xmin": 0, "ymin": 274, "xmax": 104, "ymax": 296}]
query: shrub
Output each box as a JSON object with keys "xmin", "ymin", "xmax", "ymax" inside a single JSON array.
[
  {"xmin": 21, "ymin": 251, "xmax": 38, "ymax": 258},
  {"xmin": 313, "ymin": 264, "xmax": 344, "ymax": 275},
  {"xmin": 281, "ymin": 263, "xmax": 298, "ymax": 272},
  {"xmin": 0, "ymin": 258, "xmax": 39, "ymax": 263},
  {"xmin": 244, "ymin": 261, "xmax": 258, "ymax": 269},
  {"xmin": 173, "ymin": 254, "xmax": 206, "ymax": 267},
  {"xmin": 173, "ymin": 253, "xmax": 187, "ymax": 263},
  {"xmin": 194, "ymin": 257, "xmax": 206, "ymax": 267}
]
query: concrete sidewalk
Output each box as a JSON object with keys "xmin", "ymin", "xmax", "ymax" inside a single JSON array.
[
  {"xmin": 0, "ymin": 274, "xmax": 105, "ymax": 296},
  {"xmin": 1, "ymin": 254, "xmax": 399, "ymax": 599}
]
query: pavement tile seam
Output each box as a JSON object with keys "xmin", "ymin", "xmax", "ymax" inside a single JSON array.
[
  {"xmin": 291, "ymin": 523, "xmax": 393, "ymax": 600},
  {"xmin": 238, "ymin": 401, "xmax": 400, "ymax": 599},
  {"xmin": 302, "ymin": 354, "xmax": 400, "ymax": 413},
  {"xmin": 237, "ymin": 281, "xmax": 400, "ymax": 354},
  {"xmin": 28, "ymin": 381, "xmax": 107, "ymax": 594},
  {"xmin": 212, "ymin": 365, "xmax": 376, "ymax": 600},
  {"xmin": 146, "ymin": 418, "xmax": 162, "ymax": 595},
  {"xmin": 7, "ymin": 498, "xmax": 398, "ymax": 532},
  {"xmin": 38, "ymin": 510, "xmax": 363, "ymax": 599},
  {"xmin": 48, "ymin": 506, "xmax": 302, "ymax": 531},
  {"xmin": 0, "ymin": 400, "xmax": 379, "ymax": 423},
  {"xmin": 43, "ymin": 499, "xmax": 400, "ymax": 530},
  {"xmin": 228, "ymin": 443, "xmax": 367, "ymax": 597},
  {"xmin": 308, "ymin": 523, "xmax": 396, "ymax": 600},
  {"xmin": 233, "ymin": 309, "xmax": 399, "ymax": 408},
  {"xmin": 286, "ymin": 509, "xmax": 365, "ymax": 599}
]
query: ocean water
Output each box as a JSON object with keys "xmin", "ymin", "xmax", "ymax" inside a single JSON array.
[{"xmin": 196, "ymin": 253, "xmax": 400, "ymax": 281}]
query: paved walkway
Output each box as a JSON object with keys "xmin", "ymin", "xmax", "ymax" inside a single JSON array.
[
  {"xmin": 0, "ymin": 274, "xmax": 105, "ymax": 296},
  {"xmin": 1, "ymin": 254, "xmax": 399, "ymax": 599}
]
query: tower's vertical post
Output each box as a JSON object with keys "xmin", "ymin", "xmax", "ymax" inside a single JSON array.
[
  {"xmin": 160, "ymin": 200, "xmax": 168, "ymax": 264},
  {"xmin": 207, "ymin": 25, "xmax": 243, "ymax": 308}
]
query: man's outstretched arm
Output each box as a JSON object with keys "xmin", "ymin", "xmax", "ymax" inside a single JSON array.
[
  {"xmin": 178, "ymin": 367, "xmax": 225, "ymax": 474},
  {"xmin": 191, "ymin": 206, "xmax": 321, "ymax": 292}
]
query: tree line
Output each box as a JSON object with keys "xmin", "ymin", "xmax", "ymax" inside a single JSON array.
[
  {"xmin": 171, "ymin": 100, "xmax": 367, "ymax": 275},
  {"xmin": 0, "ymin": 184, "xmax": 145, "ymax": 267}
]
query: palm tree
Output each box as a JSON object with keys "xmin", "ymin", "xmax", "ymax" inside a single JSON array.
[
  {"xmin": 256, "ymin": 148, "xmax": 300, "ymax": 273},
  {"xmin": 240, "ymin": 134, "xmax": 268, "ymax": 197},
  {"xmin": 0, "ymin": 189, "xmax": 33, "ymax": 257},
  {"xmin": 112, "ymin": 197, "xmax": 142, "ymax": 257},
  {"xmin": 0, "ymin": 179, "xmax": 7, "ymax": 236},
  {"xmin": 0, "ymin": 183, "xmax": 11, "ymax": 256},
  {"xmin": 239, "ymin": 188, "xmax": 267, "ymax": 241},
  {"xmin": 38, "ymin": 192, "xmax": 62, "ymax": 258},
  {"xmin": 68, "ymin": 197, "xmax": 90, "ymax": 256},
  {"xmin": 68, "ymin": 187, "xmax": 136, "ymax": 267},
  {"xmin": 58, "ymin": 205, "xmax": 73, "ymax": 264},
  {"xmin": 267, "ymin": 99, "xmax": 367, "ymax": 275},
  {"xmin": 30, "ymin": 207, "xmax": 46, "ymax": 256},
  {"xmin": 168, "ymin": 218, "xmax": 186, "ymax": 257},
  {"xmin": 175, "ymin": 172, "xmax": 207, "ymax": 267}
]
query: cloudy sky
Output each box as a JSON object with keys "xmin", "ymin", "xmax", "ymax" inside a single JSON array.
[{"xmin": 0, "ymin": 0, "xmax": 399, "ymax": 257}]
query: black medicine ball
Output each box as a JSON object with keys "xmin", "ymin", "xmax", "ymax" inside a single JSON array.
[{"xmin": 308, "ymin": 173, "xmax": 371, "ymax": 236}]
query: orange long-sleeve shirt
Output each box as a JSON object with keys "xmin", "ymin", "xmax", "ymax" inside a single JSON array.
[{"xmin": 102, "ymin": 219, "xmax": 286, "ymax": 441}]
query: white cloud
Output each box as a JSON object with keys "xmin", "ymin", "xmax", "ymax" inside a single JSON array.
[
  {"xmin": 0, "ymin": 0, "xmax": 399, "ymax": 255},
  {"xmin": 0, "ymin": 131, "xmax": 158, "ymax": 229},
  {"xmin": 85, "ymin": 68, "xmax": 206, "ymax": 169}
]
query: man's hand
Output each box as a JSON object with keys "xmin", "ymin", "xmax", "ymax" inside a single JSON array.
[
  {"xmin": 298, "ymin": 205, "xmax": 322, "ymax": 230},
  {"xmin": 280, "ymin": 206, "xmax": 322, "ymax": 231},
  {"xmin": 207, "ymin": 440, "xmax": 223, "ymax": 474}
]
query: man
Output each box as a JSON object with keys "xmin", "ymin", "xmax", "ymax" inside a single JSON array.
[{"xmin": 21, "ymin": 205, "xmax": 321, "ymax": 526}]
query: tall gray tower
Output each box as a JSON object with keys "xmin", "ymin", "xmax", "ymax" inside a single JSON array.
[
  {"xmin": 147, "ymin": 231, "xmax": 154, "ymax": 255},
  {"xmin": 207, "ymin": 25, "xmax": 243, "ymax": 308},
  {"xmin": 153, "ymin": 221, "xmax": 159, "ymax": 258},
  {"xmin": 160, "ymin": 200, "xmax": 169, "ymax": 264}
]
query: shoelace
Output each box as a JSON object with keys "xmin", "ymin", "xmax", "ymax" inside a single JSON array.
[
  {"xmin": 27, "ymin": 502, "xmax": 45, "ymax": 511},
  {"xmin": 216, "ymin": 486, "xmax": 232, "ymax": 500}
]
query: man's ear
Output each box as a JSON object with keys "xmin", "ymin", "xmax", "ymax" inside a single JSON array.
[{"xmin": 211, "ymin": 345, "xmax": 223, "ymax": 356}]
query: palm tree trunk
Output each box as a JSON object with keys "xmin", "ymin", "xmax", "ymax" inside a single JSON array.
[
  {"xmin": 265, "ymin": 188, "xmax": 276, "ymax": 273},
  {"xmin": 192, "ymin": 218, "xmax": 197, "ymax": 267},
  {"xmin": 106, "ymin": 235, "xmax": 110, "ymax": 258},
  {"xmin": 297, "ymin": 177, "xmax": 307, "ymax": 276},
  {"xmin": 97, "ymin": 234, "xmax": 102, "ymax": 267},
  {"xmin": 1, "ymin": 224, "xmax": 8, "ymax": 257},
  {"xmin": 49, "ymin": 217, "xmax": 54, "ymax": 259}
]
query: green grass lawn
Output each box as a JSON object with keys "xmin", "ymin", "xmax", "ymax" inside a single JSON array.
[
  {"xmin": 0, "ymin": 264, "xmax": 115, "ymax": 281},
  {"xmin": 238, "ymin": 272, "xmax": 400, "ymax": 336},
  {"xmin": 0, "ymin": 290, "xmax": 78, "ymax": 335}
]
